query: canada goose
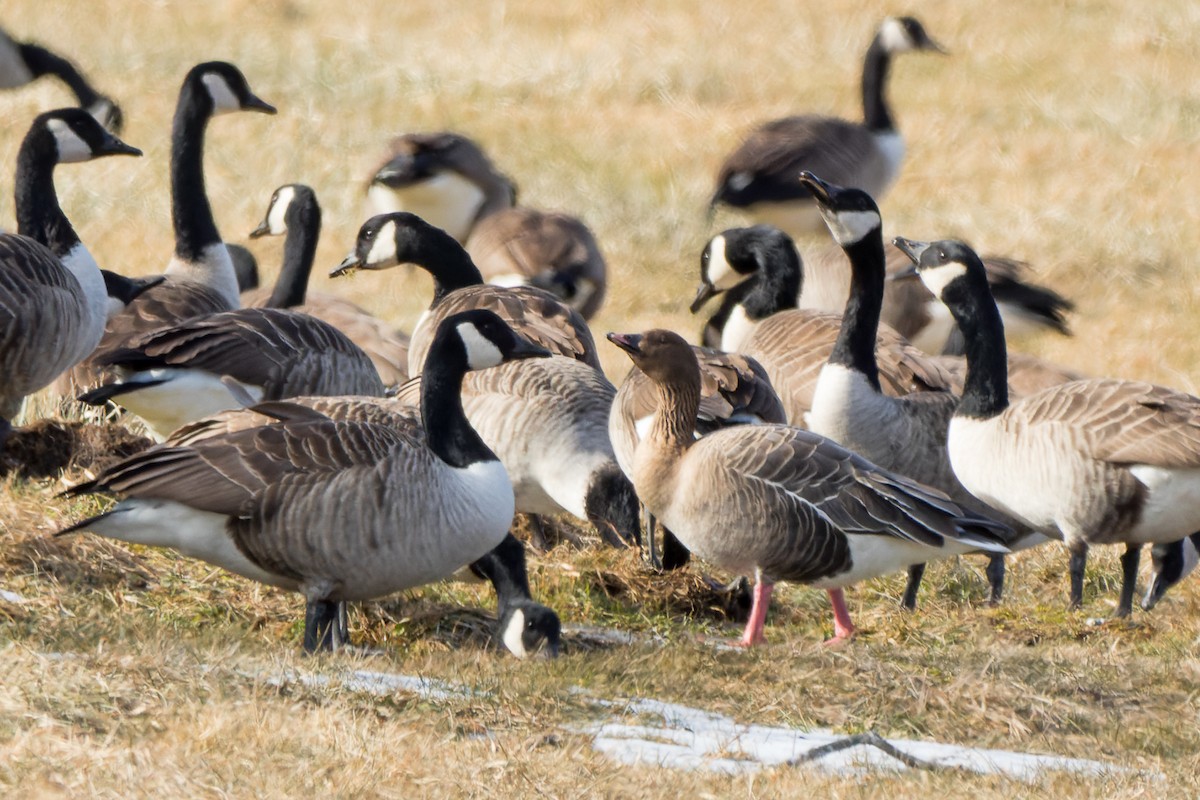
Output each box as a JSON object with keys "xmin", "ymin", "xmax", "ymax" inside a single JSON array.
[
  {"xmin": 896, "ymin": 236, "xmax": 1200, "ymax": 618},
  {"xmin": 607, "ymin": 328, "xmax": 1010, "ymax": 645},
  {"xmin": 391, "ymin": 355, "xmax": 641, "ymax": 550},
  {"xmin": 331, "ymin": 212, "xmax": 601, "ymax": 375},
  {"xmin": 168, "ymin": 394, "xmax": 562, "ymax": 657},
  {"xmin": 1144, "ymin": 533, "xmax": 1200, "ymax": 611},
  {"xmin": 610, "ymin": 345, "xmax": 787, "ymax": 570},
  {"xmin": 76, "ymin": 306, "xmax": 386, "ymax": 440},
  {"xmin": 938, "ymin": 350, "xmax": 1086, "ymax": 400},
  {"xmin": 243, "ymin": 184, "xmax": 411, "ymax": 386},
  {"xmin": 800, "ymin": 172, "xmax": 1045, "ymax": 607},
  {"xmin": 0, "ymin": 27, "xmax": 122, "ymax": 132},
  {"xmin": 709, "ymin": 17, "xmax": 945, "ymax": 237},
  {"xmin": 1, "ymin": 108, "xmax": 142, "ymax": 442},
  {"xmin": 72, "ymin": 61, "xmax": 275, "ymax": 390},
  {"xmin": 365, "ymin": 132, "xmax": 608, "ymax": 319},
  {"xmin": 226, "ymin": 243, "xmax": 259, "ymax": 293},
  {"xmin": 694, "ymin": 225, "xmax": 1073, "ymax": 356},
  {"xmin": 59, "ymin": 310, "xmax": 561, "ymax": 655}
]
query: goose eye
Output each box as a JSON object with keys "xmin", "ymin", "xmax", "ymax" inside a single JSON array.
[{"xmin": 938, "ymin": 249, "xmax": 946, "ymax": 260}]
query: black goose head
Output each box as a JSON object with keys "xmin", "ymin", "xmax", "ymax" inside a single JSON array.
[
  {"xmin": 226, "ymin": 244, "xmax": 260, "ymax": 291},
  {"xmin": 331, "ymin": 212, "xmax": 461, "ymax": 276},
  {"xmin": 31, "ymin": 107, "xmax": 142, "ymax": 165},
  {"xmin": 498, "ymin": 601, "xmax": 562, "ymax": 659},
  {"xmin": 441, "ymin": 309, "xmax": 552, "ymax": 372},
  {"xmin": 584, "ymin": 465, "xmax": 642, "ymax": 549},
  {"xmin": 85, "ymin": 96, "xmax": 124, "ymax": 136},
  {"xmin": 187, "ymin": 61, "xmax": 276, "ymax": 117},
  {"xmin": 892, "ymin": 237, "xmax": 989, "ymax": 306},
  {"xmin": 370, "ymin": 131, "xmax": 512, "ymax": 195},
  {"xmin": 1143, "ymin": 533, "xmax": 1200, "ymax": 611},
  {"xmin": 250, "ymin": 184, "xmax": 318, "ymax": 238},
  {"xmin": 690, "ymin": 224, "xmax": 800, "ymax": 313},
  {"xmin": 876, "ymin": 16, "xmax": 948, "ymax": 55},
  {"xmin": 798, "ymin": 171, "xmax": 882, "ymax": 248}
]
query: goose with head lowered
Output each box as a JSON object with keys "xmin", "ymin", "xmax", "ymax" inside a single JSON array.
[
  {"xmin": 800, "ymin": 172, "xmax": 1047, "ymax": 607},
  {"xmin": 1, "ymin": 108, "xmax": 145, "ymax": 446},
  {"xmin": 896, "ymin": 237, "xmax": 1200, "ymax": 618},
  {"xmin": 607, "ymin": 328, "xmax": 1011, "ymax": 645},
  {"xmin": 709, "ymin": 17, "xmax": 945, "ymax": 237},
  {"xmin": 331, "ymin": 212, "xmax": 601, "ymax": 375},
  {"xmin": 58, "ymin": 310, "xmax": 561, "ymax": 656},
  {"xmin": 71, "ymin": 61, "xmax": 275, "ymax": 391},
  {"xmin": 243, "ymin": 183, "xmax": 411, "ymax": 386},
  {"xmin": 0, "ymin": 27, "xmax": 123, "ymax": 132},
  {"xmin": 365, "ymin": 132, "xmax": 608, "ymax": 319}
]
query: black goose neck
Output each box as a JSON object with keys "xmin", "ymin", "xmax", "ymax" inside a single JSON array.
[
  {"xmin": 171, "ymin": 78, "xmax": 221, "ymax": 262},
  {"xmin": 861, "ymin": 37, "xmax": 896, "ymax": 132},
  {"xmin": 420, "ymin": 229, "xmax": 485, "ymax": 305},
  {"xmin": 14, "ymin": 130, "xmax": 79, "ymax": 258},
  {"xmin": 18, "ymin": 44, "xmax": 100, "ymax": 106},
  {"xmin": 469, "ymin": 533, "xmax": 532, "ymax": 613},
  {"xmin": 950, "ymin": 281, "xmax": 1009, "ymax": 419},
  {"xmin": 419, "ymin": 338, "xmax": 497, "ymax": 467},
  {"xmin": 829, "ymin": 233, "xmax": 885, "ymax": 390},
  {"xmin": 267, "ymin": 201, "xmax": 321, "ymax": 308},
  {"xmin": 740, "ymin": 253, "xmax": 802, "ymax": 321}
]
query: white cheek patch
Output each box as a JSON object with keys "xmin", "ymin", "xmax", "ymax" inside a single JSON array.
[
  {"xmin": 201, "ymin": 72, "xmax": 241, "ymax": 114},
  {"xmin": 456, "ymin": 322, "xmax": 504, "ymax": 369},
  {"xmin": 501, "ymin": 608, "xmax": 528, "ymax": 658},
  {"xmin": 917, "ymin": 261, "xmax": 968, "ymax": 300},
  {"xmin": 365, "ymin": 220, "xmax": 398, "ymax": 266},
  {"xmin": 46, "ymin": 118, "xmax": 93, "ymax": 163},
  {"xmin": 824, "ymin": 209, "xmax": 881, "ymax": 246},
  {"xmin": 878, "ymin": 18, "xmax": 914, "ymax": 52},
  {"xmin": 266, "ymin": 186, "xmax": 295, "ymax": 235},
  {"xmin": 705, "ymin": 235, "xmax": 743, "ymax": 291}
]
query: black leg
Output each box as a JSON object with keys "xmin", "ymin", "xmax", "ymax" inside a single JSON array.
[
  {"xmin": 1114, "ymin": 544, "xmax": 1141, "ymax": 618},
  {"xmin": 1068, "ymin": 542, "xmax": 1088, "ymax": 609},
  {"xmin": 303, "ymin": 599, "xmax": 342, "ymax": 654},
  {"xmin": 659, "ymin": 528, "xmax": 691, "ymax": 571},
  {"xmin": 900, "ymin": 563, "xmax": 924, "ymax": 611},
  {"xmin": 985, "ymin": 554, "xmax": 1006, "ymax": 605},
  {"xmin": 645, "ymin": 506, "xmax": 661, "ymax": 570}
]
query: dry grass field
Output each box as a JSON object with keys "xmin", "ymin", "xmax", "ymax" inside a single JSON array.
[{"xmin": 1, "ymin": 0, "xmax": 1199, "ymax": 796}]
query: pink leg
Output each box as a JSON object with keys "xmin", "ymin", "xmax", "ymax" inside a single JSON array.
[
  {"xmin": 824, "ymin": 588, "xmax": 857, "ymax": 646},
  {"xmin": 736, "ymin": 574, "xmax": 774, "ymax": 647}
]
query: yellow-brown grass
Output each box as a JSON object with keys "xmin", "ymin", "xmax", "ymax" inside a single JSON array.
[{"xmin": 2, "ymin": 0, "xmax": 1199, "ymax": 796}]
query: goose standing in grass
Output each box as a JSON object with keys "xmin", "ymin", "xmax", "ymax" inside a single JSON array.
[
  {"xmin": 800, "ymin": 172, "xmax": 1046, "ymax": 607},
  {"xmin": 365, "ymin": 132, "xmax": 608, "ymax": 319},
  {"xmin": 610, "ymin": 345, "xmax": 786, "ymax": 569},
  {"xmin": 331, "ymin": 212, "xmax": 601, "ymax": 374},
  {"xmin": 392, "ymin": 355, "xmax": 641, "ymax": 552},
  {"xmin": 243, "ymin": 184, "xmax": 410, "ymax": 386},
  {"xmin": 0, "ymin": 108, "xmax": 143, "ymax": 446},
  {"xmin": 59, "ymin": 310, "xmax": 561, "ymax": 656},
  {"xmin": 709, "ymin": 17, "xmax": 946, "ymax": 237},
  {"xmin": 608, "ymin": 328, "xmax": 1010, "ymax": 645},
  {"xmin": 895, "ymin": 237, "xmax": 1200, "ymax": 618},
  {"xmin": 71, "ymin": 61, "xmax": 275, "ymax": 390},
  {"xmin": 0, "ymin": 27, "xmax": 122, "ymax": 132}
]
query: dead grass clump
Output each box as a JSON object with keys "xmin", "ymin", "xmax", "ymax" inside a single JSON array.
[{"xmin": 1, "ymin": 418, "xmax": 151, "ymax": 480}]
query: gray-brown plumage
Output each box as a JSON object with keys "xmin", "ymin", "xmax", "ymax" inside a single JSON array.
[
  {"xmin": 709, "ymin": 17, "xmax": 946, "ymax": 237},
  {"xmin": 330, "ymin": 212, "xmax": 601, "ymax": 375},
  {"xmin": 607, "ymin": 328, "xmax": 1010, "ymax": 645},
  {"xmin": 364, "ymin": 131, "xmax": 608, "ymax": 319}
]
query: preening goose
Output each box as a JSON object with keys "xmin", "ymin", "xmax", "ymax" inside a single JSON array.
[
  {"xmin": 0, "ymin": 27, "xmax": 122, "ymax": 132},
  {"xmin": 72, "ymin": 61, "xmax": 275, "ymax": 390},
  {"xmin": 709, "ymin": 17, "xmax": 945, "ymax": 237},
  {"xmin": 392, "ymin": 355, "xmax": 640, "ymax": 550},
  {"xmin": 610, "ymin": 345, "xmax": 787, "ymax": 568},
  {"xmin": 607, "ymin": 328, "xmax": 1010, "ymax": 645},
  {"xmin": 694, "ymin": 224, "xmax": 1073, "ymax": 356},
  {"xmin": 243, "ymin": 184, "xmax": 411, "ymax": 386},
  {"xmin": 59, "ymin": 310, "xmax": 560, "ymax": 656},
  {"xmin": 365, "ymin": 132, "xmax": 608, "ymax": 319},
  {"xmin": 331, "ymin": 212, "xmax": 601, "ymax": 375},
  {"xmin": 1, "ymin": 109, "xmax": 142, "ymax": 442},
  {"xmin": 76, "ymin": 306, "xmax": 386, "ymax": 440},
  {"xmin": 897, "ymin": 237, "xmax": 1200, "ymax": 617},
  {"xmin": 800, "ymin": 172, "xmax": 1045, "ymax": 607}
]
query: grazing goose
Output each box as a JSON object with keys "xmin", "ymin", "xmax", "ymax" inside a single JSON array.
[
  {"xmin": 243, "ymin": 184, "xmax": 410, "ymax": 386},
  {"xmin": 331, "ymin": 212, "xmax": 601, "ymax": 375},
  {"xmin": 76, "ymin": 306, "xmax": 386, "ymax": 440},
  {"xmin": 0, "ymin": 27, "xmax": 122, "ymax": 132},
  {"xmin": 800, "ymin": 172, "xmax": 1045, "ymax": 607},
  {"xmin": 607, "ymin": 329, "xmax": 1010, "ymax": 645},
  {"xmin": 694, "ymin": 225, "xmax": 1073, "ymax": 356},
  {"xmin": 365, "ymin": 132, "xmax": 608, "ymax": 319},
  {"xmin": 72, "ymin": 61, "xmax": 275, "ymax": 390},
  {"xmin": 896, "ymin": 237, "xmax": 1200, "ymax": 617},
  {"xmin": 1144, "ymin": 533, "xmax": 1200, "ymax": 611},
  {"xmin": 709, "ymin": 17, "xmax": 945, "ymax": 237},
  {"xmin": 610, "ymin": 345, "xmax": 787, "ymax": 568},
  {"xmin": 59, "ymin": 310, "xmax": 561, "ymax": 656},
  {"xmin": 392, "ymin": 355, "xmax": 641, "ymax": 550},
  {"xmin": 1, "ymin": 108, "xmax": 142, "ymax": 442}
]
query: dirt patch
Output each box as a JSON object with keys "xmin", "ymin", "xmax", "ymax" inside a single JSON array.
[{"xmin": 1, "ymin": 420, "xmax": 152, "ymax": 480}]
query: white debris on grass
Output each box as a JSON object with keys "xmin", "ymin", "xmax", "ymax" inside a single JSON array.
[{"xmin": 0, "ymin": 587, "xmax": 28, "ymax": 604}]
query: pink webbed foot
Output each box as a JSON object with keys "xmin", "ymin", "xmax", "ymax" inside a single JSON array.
[
  {"xmin": 732, "ymin": 573, "xmax": 774, "ymax": 648},
  {"xmin": 823, "ymin": 588, "xmax": 857, "ymax": 647}
]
